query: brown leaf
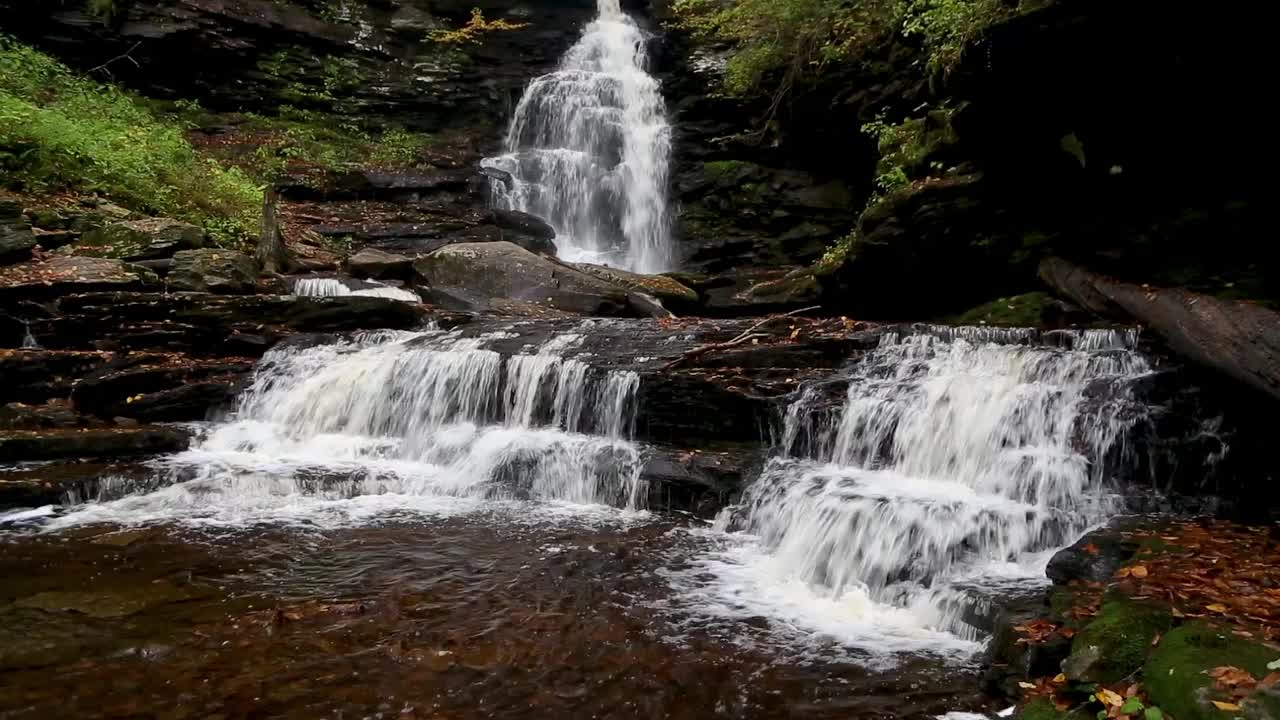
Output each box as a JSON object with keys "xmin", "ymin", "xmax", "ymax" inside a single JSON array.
[
  {"xmin": 1083, "ymin": 543, "xmax": 1100, "ymax": 555},
  {"xmin": 1097, "ymin": 688, "xmax": 1124, "ymax": 707}
]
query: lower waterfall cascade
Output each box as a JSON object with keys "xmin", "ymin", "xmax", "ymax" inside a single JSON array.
[
  {"xmin": 667, "ymin": 327, "xmax": 1155, "ymax": 658},
  {"xmin": 47, "ymin": 328, "xmax": 646, "ymax": 528},
  {"xmin": 483, "ymin": 0, "xmax": 674, "ymax": 273},
  {"xmin": 15, "ymin": 323, "xmax": 1163, "ymax": 667}
]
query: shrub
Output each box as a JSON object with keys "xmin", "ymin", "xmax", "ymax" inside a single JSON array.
[
  {"xmin": 0, "ymin": 35, "xmax": 260, "ymax": 244},
  {"xmin": 671, "ymin": 0, "xmax": 1017, "ymax": 98}
]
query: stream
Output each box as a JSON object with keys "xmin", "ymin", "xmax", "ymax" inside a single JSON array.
[{"xmin": 0, "ymin": 323, "xmax": 1155, "ymax": 718}]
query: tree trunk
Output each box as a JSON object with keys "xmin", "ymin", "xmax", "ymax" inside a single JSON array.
[
  {"xmin": 1039, "ymin": 256, "xmax": 1280, "ymax": 402},
  {"xmin": 255, "ymin": 187, "xmax": 289, "ymax": 275}
]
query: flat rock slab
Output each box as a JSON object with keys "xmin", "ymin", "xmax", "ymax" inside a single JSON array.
[
  {"xmin": 0, "ymin": 426, "xmax": 191, "ymax": 462},
  {"xmin": 15, "ymin": 582, "xmax": 209, "ymax": 619},
  {"xmin": 0, "ymin": 256, "xmax": 151, "ymax": 297}
]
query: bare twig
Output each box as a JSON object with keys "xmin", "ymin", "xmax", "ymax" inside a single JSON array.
[
  {"xmin": 88, "ymin": 41, "xmax": 142, "ymax": 79},
  {"xmin": 661, "ymin": 306, "xmax": 821, "ymax": 370}
]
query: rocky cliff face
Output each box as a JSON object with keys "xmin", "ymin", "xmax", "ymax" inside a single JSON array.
[{"xmin": 0, "ymin": 0, "xmax": 598, "ymax": 137}]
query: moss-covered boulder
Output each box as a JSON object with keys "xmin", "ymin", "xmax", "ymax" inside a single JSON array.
[
  {"xmin": 1146, "ymin": 623, "xmax": 1280, "ymax": 720},
  {"xmin": 1062, "ymin": 596, "xmax": 1171, "ymax": 683},
  {"xmin": 70, "ymin": 218, "xmax": 206, "ymax": 261},
  {"xmin": 167, "ymin": 249, "xmax": 257, "ymax": 294},
  {"xmin": 950, "ymin": 292, "xmax": 1055, "ymax": 327}
]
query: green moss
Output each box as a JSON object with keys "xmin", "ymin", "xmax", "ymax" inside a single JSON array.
[
  {"xmin": 702, "ymin": 160, "xmax": 751, "ymax": 180},
  {"xmin": 1064, "ymin": 596, "xmax": 1171, "ymax": 684},
  {"xmin": 1146, "ymin": 623, "xmax": 1280, "ymax": 720},
  {"xmin": 949, "ymin": 292, "xmax": 1053, "ymax": 327},
  {"xmin": 862, "ymin": 108, "xmax": 957, "ymax": 193},
  {"xmin": 0, "ymin": 35, "xmax": 260, "ymax": 245}
]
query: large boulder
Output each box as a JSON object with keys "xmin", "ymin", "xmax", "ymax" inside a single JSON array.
[
  {"xmin": 414, "ymin": 242, "xmax": 633, "ymax": 316},
  {"xmin": 489, "ymin": 208, "xmax": 557, "ymax": 255},
  {"xmin": 67, "ymin": 218, "xmax": 205, "ymax": 261},
  {"xmin": 167, "ymin": 249, "xmax": 257, "ymax": 294},
  {"xmin": 0, "ymin": 200, "xmax": 37, "ymax": 263},
  {"xmin": 347, "ymin": 247, "xmax": 415, "ymax": 280}
]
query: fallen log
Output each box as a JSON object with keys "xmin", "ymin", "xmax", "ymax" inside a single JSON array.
[{"xmin": 1039, "ymin": 256, "xmax": 1280, "ymax": 401}]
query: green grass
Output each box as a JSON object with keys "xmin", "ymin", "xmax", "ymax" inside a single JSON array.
[{"xmin": 0, "ymin": 35, "xmax": 261, "ymax": 245}]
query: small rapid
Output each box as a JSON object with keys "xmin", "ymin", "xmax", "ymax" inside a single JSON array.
[
  {"xmin": 668, "ymin": 327, "xmax": 1153, "ymax": 660},
  {"xmin": 483, "ymin": 0, "xmax": 673, "ymax": 273},
  {"xmin": 291, "ymin": 277, "xmax": 421, "ymax": 303},
  {"xmin": 46, "ymin": 328, "xmax": 646, "ymax": 528}
]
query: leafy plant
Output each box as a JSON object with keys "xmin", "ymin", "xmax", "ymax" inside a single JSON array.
[
  {"xmin": 671, "ymin": 0, "xmax": 1018, "ymax": 103},
  {"xmin": 0, "ymin": 35, "xmax": 260, "ymax": 244},
  {"xmin": 430, "ymin": 8, "xmax": 529, "ymax": 44}
]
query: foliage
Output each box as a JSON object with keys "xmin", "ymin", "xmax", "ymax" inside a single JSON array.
[
  {"xmin": 671, "ymin": 0, "xmax": 1017, "ymax": 97},
  {"xmin": 671, "ymin": 0, "xmax": 902, "ymax": 96},
  {"xmin": 0, "ymin": 36, "xmax": 260, "ymax": 244},
  {"xmin": 429, "ymin": 8, "xmax": 529, "ymax": 44},
  {"xmin": 369, "ymin": 128, "xmax": 433, "ymax": 165},
  {"xmin": 901, "ymin": 0, "xmax": 1010, "ymax": 73}
]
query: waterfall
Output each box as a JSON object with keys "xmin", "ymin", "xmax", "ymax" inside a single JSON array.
[
  {"xmin": 484, "ymin": 0, "xmax": 674, "ymax": 274},
  {"xmin": 53, "ymin": 329, "xmax": 646, "ymax": 527},
  {"xmin": 292, "ymin": 277, "xmax": 421, "ymax": 303},
  {"xmin": 672, "ymin": 327, "xmax": 1153, "ymax": 657}
]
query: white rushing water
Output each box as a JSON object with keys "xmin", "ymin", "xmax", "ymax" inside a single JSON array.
[
  {"xmin": 292, "ymin": 277, "xmax": 421, "ymax": 303},
  {"xmin": 483, "ymin": 0, "xmax": 674, "ymax": 273},
  {"xmin": 44, "ymin": 328, "xmax": 646, "ymax": 529},
  {"xmin": 668, "ymin": 327, "xmax": 1152, "ymax": 661}
]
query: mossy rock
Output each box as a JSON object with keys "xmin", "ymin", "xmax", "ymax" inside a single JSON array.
[
  {"xmin": 168, "ymin": 249, "xmax": 257, "ymax": 294},
  {"xmin": 70, "ymin": 218, "xmax": 206, "ymax": 261},
  {"xmin": 1146, "ymin": 622, "xmax": 1280, "ymax": 720},
  {"xmin": 1063, "ymin": 596, "xmax": 1171, "ymax": 683},
  {"xmin": 949, "ymin": 292, "xmax": 1054, "ymax": 327}
]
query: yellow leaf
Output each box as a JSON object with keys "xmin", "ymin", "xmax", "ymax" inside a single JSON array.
[
  {"xmin": 1053, "ymin": 673, "xmax": 1067, "ymax": 683},
  {"xmin": 1098, "ymin": 689, "xmax": 1124, "ymax": 707},
  {"xmin": 1130, "ymin": 565, "xmax": 1149, "ymax": 578},
  {"xmin": 1211, "ymin": 701, "xmax": 1242, "ymax": 711},
  {"xmin": 1018, "ymin": 682, "xmax": 1036, "ymax": 689},
  {"xmin": 1206, "ymin": 603, "xmax": 1229, "ymax": 613}
]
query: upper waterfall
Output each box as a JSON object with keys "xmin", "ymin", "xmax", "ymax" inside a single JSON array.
[{"xmin": 483, "ymin": 0, "xmax": 674, "ymax": 274}]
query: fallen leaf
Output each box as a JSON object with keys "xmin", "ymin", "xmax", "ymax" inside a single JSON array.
[
  {"xmin": 1211, "ymin": 701, "xmax": 1241, "ymax": 711},
  {"xmin": 1097, "ymin": 688, "xmax": 1124, "ymax": 707},
  {"xmin": 1083, "ymin": 543, "xmax": 1100, "ymax": 555},
  {"xmin": 1053, "ymin": 673, "xmax": 1067, "ymax": 683},
  {"xmin": 1130, "ymin": 565, "xmax": 1149, "ymax": 578},
  {"xmin": 1018, "ymin": 682, "xmax": 1036, "ymax": 690},
  {"xmin": 1206, "ymin": 603, "xmax": 1229, "ymax": 613}
]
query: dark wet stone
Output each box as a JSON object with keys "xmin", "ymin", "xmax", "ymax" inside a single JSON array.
[
  {"xmin": 0, "ymin": 426, "xmax": 191, "ymax": 462},
  {"xmin": 167, "ymin": 249, "xmax": 257, "ymax": 294}
]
